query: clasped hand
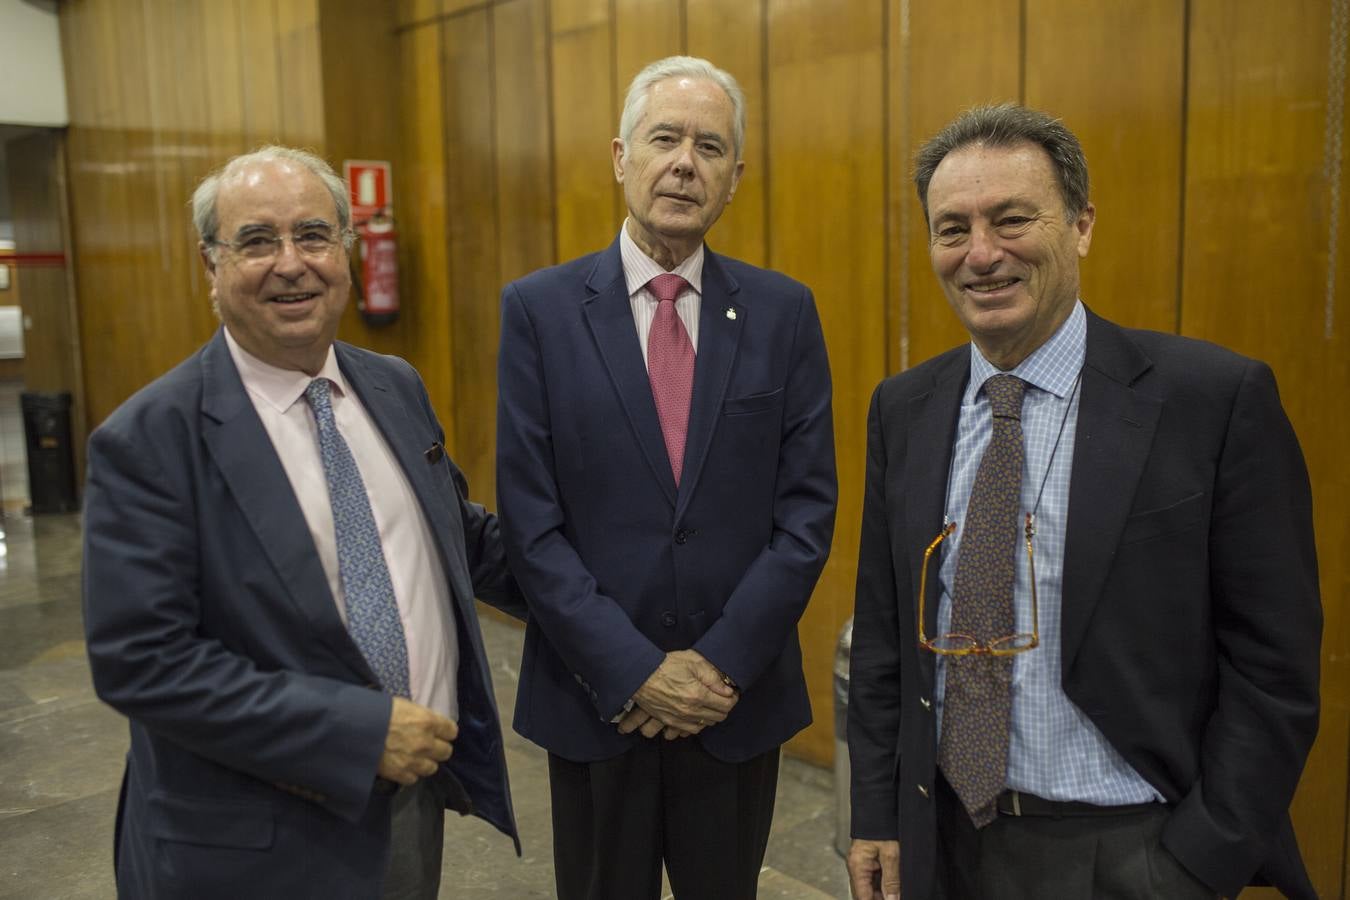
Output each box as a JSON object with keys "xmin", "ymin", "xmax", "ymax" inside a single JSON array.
[
  {"xmin": 617, "ymin": 649, "xmax": 738, "ymax": 740},
  {"xmin": 377, "ymin": 696, "xmax": 458, "ymax": 786}
]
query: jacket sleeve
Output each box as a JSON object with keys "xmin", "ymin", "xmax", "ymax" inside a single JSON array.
[
  {"xmin": 847, "ymin": 382, "xmax": 904, "ymax": 839},
  {"xmin": 1160, "ymin": 359, "xmax": 1321, "ymax": 897},
  {"xmin": 691, "ymin": 286, "xmax": 838, "ymax": 691},
  {"xmin": 495, "ymin": 282, "xmax": 666, "ymax": 719},
  {"xmin": 405, "ymin": 364, "xmax": 527, "ymax": 621},
  {"xmin": 82, "ymin": 421, "xmax": 391, "ymax": 823}
]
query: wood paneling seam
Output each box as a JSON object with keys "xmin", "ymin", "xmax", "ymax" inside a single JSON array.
[{"xmin": 1323, "ymin": 0, "xmax": 1348, "ymax": 340}]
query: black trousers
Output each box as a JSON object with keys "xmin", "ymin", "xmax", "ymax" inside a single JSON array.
[
  {"xmin": 934, "ymin": 774, "xmax": 1217, "ymax": 900},
  {"xmin": 548, "ymin": 738, "xmax": 780, "ymax": 900}
]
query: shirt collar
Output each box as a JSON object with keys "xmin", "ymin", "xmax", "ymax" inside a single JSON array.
[
  {"xmin": 223, "ymin": 327, "xmax": 348, "ymax": 413},
  {"xmin": 619, "ymin": 219, "xmax": 705, "ymax": 298},
  {"xmin": 965, "ymin": 300, "xmax": 1086, "ymax": 403}
]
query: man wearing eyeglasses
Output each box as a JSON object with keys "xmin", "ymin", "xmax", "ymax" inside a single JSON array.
[
  {"xmin": 82, "ymin": 146, "xmax": 524, "ymax": 898},
  {"xmin": 846, "ymin": 106, "xmax": 1320, "ymax": 900}
]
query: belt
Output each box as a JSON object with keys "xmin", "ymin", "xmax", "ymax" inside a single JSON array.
[{"xmin": 996, "ymin": 789, "xmax": 1161, "ymax": 818}]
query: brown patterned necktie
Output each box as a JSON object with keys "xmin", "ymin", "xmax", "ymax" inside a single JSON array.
[
  {"xmin": 938, "ymin": 374, "xmax": 1027, "ymax": 827},
  {"xmin": 646, "ymin": 273, "xmax": 695, "ymax": 485}
]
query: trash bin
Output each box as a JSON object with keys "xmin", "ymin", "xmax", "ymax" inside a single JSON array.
[
  {"xmin": 21, "ymin": 391, "xmax": 77, "ymax": 514},
  {"xmin": 833, "ymin": 615, "xmax": 854, "ymax": 857}
]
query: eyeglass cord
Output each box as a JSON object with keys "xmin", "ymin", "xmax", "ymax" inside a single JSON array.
[{"xmin": 944, "ymin": 369, "xmax": 1083, "ymax": 536}]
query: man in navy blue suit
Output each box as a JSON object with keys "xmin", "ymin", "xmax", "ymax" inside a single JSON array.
[
  {"xmin": 497, "ymin": 56, "xmax": 838, "ymax": 900},
  {"xmin": 83, "ymin": 146, "xmax": 523, "ymax": 899}
]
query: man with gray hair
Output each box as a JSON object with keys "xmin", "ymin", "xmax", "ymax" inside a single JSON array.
[
  {"xmin": 83, "ymin": 145, "xmax": 524, "ymax": 898},
  {"xmin": 846, "ymin": 104, "xmax": 1320, "ymax": 899},
  {"xmin": 497, "ymin": 56, "xmax": 837, "ymax": 898}
]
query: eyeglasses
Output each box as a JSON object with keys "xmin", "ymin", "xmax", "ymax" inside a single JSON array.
[
  {"xmin": 211, "ymin": 223, "xmax": 350, "ymax": 261},
  {"xmin": 917, "ymin": 514, "xmax": 1040, "ymax": 656}
]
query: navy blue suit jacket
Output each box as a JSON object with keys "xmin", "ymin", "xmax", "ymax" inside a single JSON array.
[
  {"xmin": 82, "ymin": 331, "xmax": 523, "ymax": 899},
  {"xmin": 848, "ymin": 310, "xmax": 1321, "ymax": 899},
  {"xmin": 496, "ymin": 239, "xmax": 838, "ymax": 762}
]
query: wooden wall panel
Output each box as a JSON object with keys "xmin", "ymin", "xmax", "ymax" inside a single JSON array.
[
  {"xmin": 902, "ymin": 0, "xmax": 1021, "ymax": 370},
  {"xmin": 443, "ymin": 9, "xmax": 502, "ymax": 503},
  {"xmin": 686, "ymin": 0, "xmax": 767, "ymax": 266},
  {"xmin": 615, "ymin": 0, "xmax": 682, "ymax": 90},
  {"xmin": 489, "ymin": 0, "xmax": 555, "ymax": 503},
  {"xmin": 767, "ymin": 0, "xmax": 888, "ymax": 763},
  {"xmin": 1025, "ymin": 0, "xmax": 1183, "ymax": 333},
  {"xmin": 322, "ymin": 0, "xmax": 413, "ymax": 364},
  {"xmin": 240, "ymin": 0, "xmax": 285, "ymax": 145},
  {"xmin": 493, "ymin": 0, "xmax": 555, "ymax": 287},
  {"xmin": 277, "ymin": 0, "xmax": 326, "ymax": 150},
  {"xmin": 394, "ymin": 18, "xmax": 457, "ymax": 437},
  {"xmin": 550, "ymin": 0, "xmax": 618, "ymax": 260},
  {"xmin": 1183, "ymin": 2, "xmax": 1348, "ymax": 896},
  {"xmin": 395, "ymin": 0, "xmax": 442, "ymax": 28},
  {"xmin": 63, "ymin": 0, "xmax": 330, "ymax": 429},
  {"xmin": 199, "ymin": 0, "xmax": 248, "ymax": 166}
]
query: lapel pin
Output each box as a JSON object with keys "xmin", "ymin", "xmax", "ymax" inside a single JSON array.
[
  {"xmin": 424, "ymin": 442, "xmax": 445, "ymax": 464},
  {"xmin": 725, "ymin": 307, "xmax": 737, "ymax": 321}
]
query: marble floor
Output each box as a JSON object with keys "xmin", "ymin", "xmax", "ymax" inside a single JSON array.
[{"xmin": 0, "ymin": 511, "xmax": 854, "ymax": 899}]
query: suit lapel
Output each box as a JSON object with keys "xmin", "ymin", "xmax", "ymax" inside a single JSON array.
[
  {"xmin": 1061, "ymin": 313, "xmax": 1160, "ymax": 674},
  {"xmin": 582, "ymin": 241, "xmax": 679, "ymax": 507},
  {"xmin": 902, "ymin": 352, "xmax": 967, "ymax": 690},
  {"xmin": 198, "ymin": 331, "xmax": 374, "ymax": 683},
  {"xmin": 336, "ymin": 345, "xmax": 475, "ymax": 600},
  {"xmin": 675, "ymin": 250, "xmax": 743, "ymax": 518}
]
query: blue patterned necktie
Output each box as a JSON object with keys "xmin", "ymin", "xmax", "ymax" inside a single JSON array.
[
  {"xmin": 305, "ymin": 377, "xmax": 410, "ymax": 698},
  {"xmin": 939, "ymin": 374, "xmax": 1026, "ymax": 827}
]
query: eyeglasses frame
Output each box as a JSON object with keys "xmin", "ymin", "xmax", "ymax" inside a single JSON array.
[{"xmin": 916, "ymin": 514, "xmax": 1041, "ymax": 657}]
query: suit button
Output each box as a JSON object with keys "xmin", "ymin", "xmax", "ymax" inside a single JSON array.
[
  {"xmin": 917, "ymin": 784, "xmax": 929, "ymax": 799},
  {"xmin": 674, "ymin": 529, "xmax": 688, "ymax": 545},
  {"xmin": 661, "ymin": 611, "xmax": 677, "ymax": 628},
  {"xmin": 920, "ymin": 697, "xmax": 932, "ymax": 711}
]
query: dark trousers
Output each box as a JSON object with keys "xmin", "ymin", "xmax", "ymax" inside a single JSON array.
[
  {"xmin": 935, "ymin": 774, "xmax": 1218, "ymax": 900},
  {"xmin": 548, "ymin": 738, "xmax": 780, "ymax": 900},
  {"xmin": 382, "ymin": 778, "xmax": 445, "ymax": 900}
]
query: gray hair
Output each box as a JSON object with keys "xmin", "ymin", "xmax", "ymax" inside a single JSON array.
[
  {"xmin": 191, "ymin": 145, "xmax": 352, "ymax": 256},
  {"xmin": 913, "ymin": 104, "xmax": 1090, "ymax": 223},
  {"xmin": 618, "ymin": 56, "xmax": 746, "ymax": 161}
]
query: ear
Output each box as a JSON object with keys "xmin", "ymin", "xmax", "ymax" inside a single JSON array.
[
  {"xmin": 726, "ymin": 159, "xmax": 746, "ymax": 204},
  {"xmin": 612, "ymin": 138, "xmax": 627, "ymax": 184},
  {"xmin": 199, "ymin": 242, "xmax": 218, "ymax": 280},
  {"xmin": 1075, "ymin": 202, "xmax": 1096, "ymax": 258}
]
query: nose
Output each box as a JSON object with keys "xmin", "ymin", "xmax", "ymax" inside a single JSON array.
[
  {"xmin": 272, "ymin": 234, "xmax": 307, "ymax": 277},
  {"xmin": 671, "ymin": 139, "xmax": 696, "ymax": 177},
  {"xmin": 964, "ymin": 224, "xmax": 1004, "ymax": 272}
]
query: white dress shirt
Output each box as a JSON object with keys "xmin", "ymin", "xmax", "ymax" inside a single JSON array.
[
  {"xmin": 620, "ymin": 220, "xmax": 703, "ymax": 363},
  {"xmin": 225, "ymin": 328, "xmax": 460, "ymax": 720}
]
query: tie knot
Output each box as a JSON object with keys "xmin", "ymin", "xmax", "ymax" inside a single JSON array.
[
  {"xmin": 648, "ymin": 273, "xmax": 689, "ymax": 304},
  {"xmin": 305, "ymin": 377, "xmax": 333, "ymax": 413},
  {"xmin": 984, "ymin": 374, "xmax": 1026, "ymax": 419}
]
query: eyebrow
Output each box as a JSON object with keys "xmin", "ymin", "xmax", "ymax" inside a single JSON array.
[
  {"xmin": 931, "ymin": 196, "xmax": 1035, "ymax": 224},
  {"xmin": 230, "ymin": 218, "xmax": 334, "ymax": 238},
  {"xmin": 645, "ymin": 122, "xmax": 727, "ymax": 147}
]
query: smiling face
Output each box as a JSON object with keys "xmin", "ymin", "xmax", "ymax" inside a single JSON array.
[
  {"xmin": 612, "ymin": 76, "xmax": 744, "ymax": 268},
  {"xmin": 926, "ymin": 141, "xmax": 1094, "ymax": 369},
  {"xmin": 201, "ymin": 158, "xmax": 350, "ymax": 375}
]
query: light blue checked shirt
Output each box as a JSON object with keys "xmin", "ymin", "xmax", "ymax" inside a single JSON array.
[{"xmin": 934, "ymin": 302, "xmax": 1163, "ymax": 805}]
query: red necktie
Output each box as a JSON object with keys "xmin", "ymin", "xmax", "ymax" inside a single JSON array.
[{"xmin": 646, "ymin": 273, "xmax": 695, "ymax": 485}]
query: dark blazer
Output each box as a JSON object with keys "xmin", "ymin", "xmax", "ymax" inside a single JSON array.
[
  {"xmin": 82, "ymin": 331, "xmax": 524, "ymax": 899},
  {"xmin": 848, "ymin": 309, "xmax": 1321, "ymax": 900},
  {"xmin": 496, "ymin": 238, "xmax": 837, "ymax": 763}
]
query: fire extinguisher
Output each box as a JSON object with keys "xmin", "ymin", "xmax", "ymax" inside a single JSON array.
[{"xmin": 353, "ymin": 207, "xmax": 399, "ymax": 326}]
